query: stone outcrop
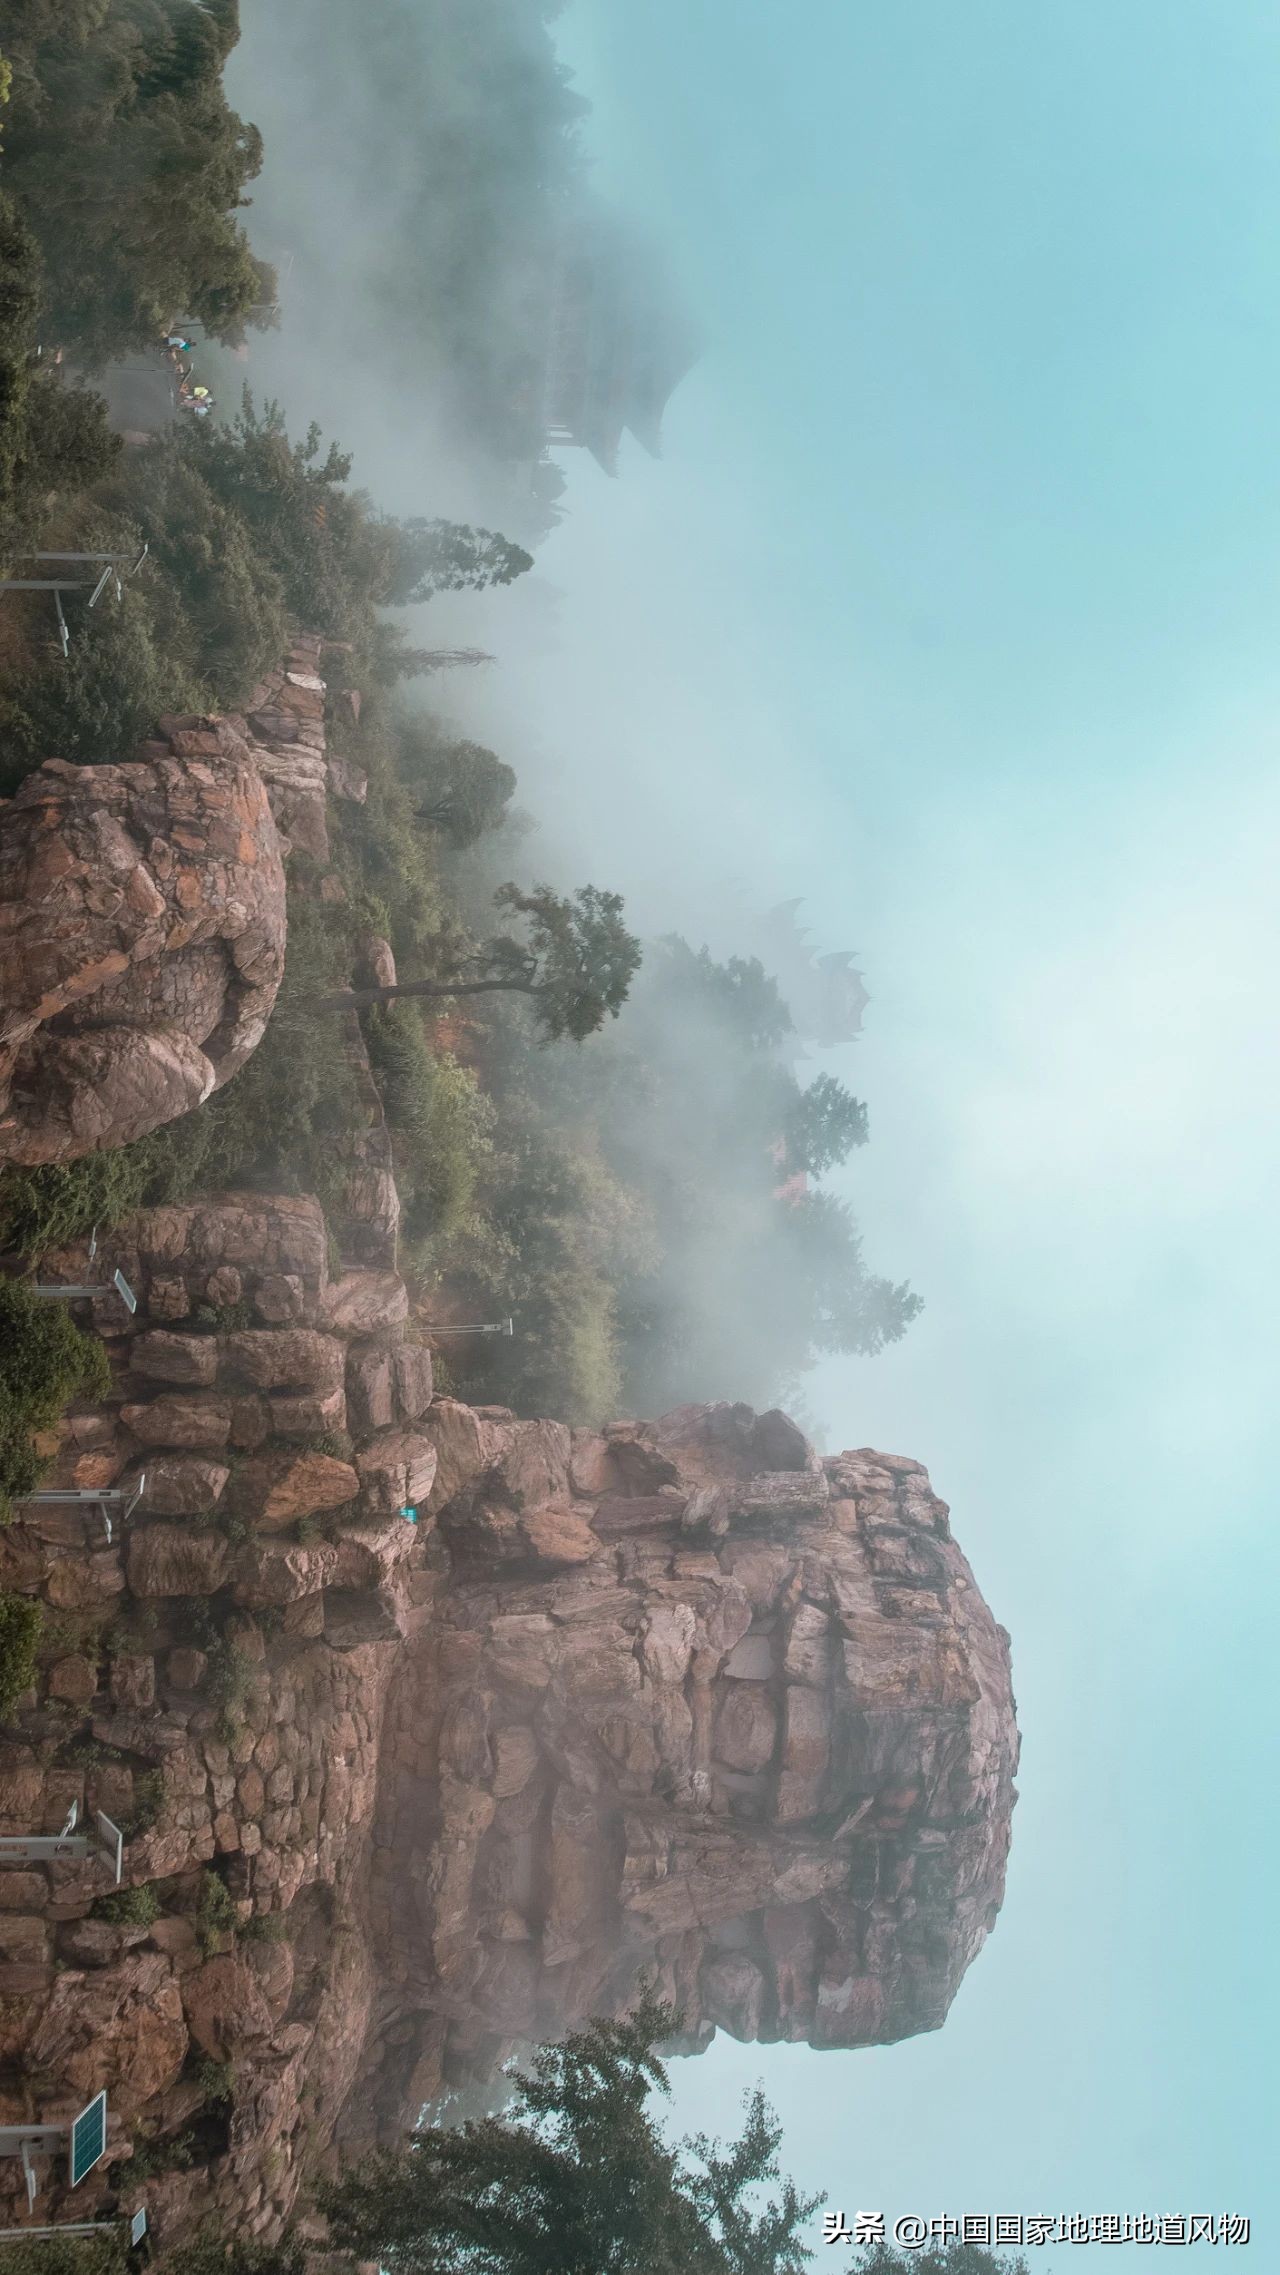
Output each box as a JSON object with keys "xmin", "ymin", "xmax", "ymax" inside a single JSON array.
[
  {"xmin": 0, "ymin": 743, "xmax": 285, "ymax": 1164},
  {"xmin": 0, "ymin": 632, "xmax": 363, "ymax": 1167},
  {"xmin": 357, "ymin": 1402, "xmax": 1017, "ymax": 2132},
  {"xmin": 0, "ymin": 1194, "xmax": 1018, "ymax": 2252}
]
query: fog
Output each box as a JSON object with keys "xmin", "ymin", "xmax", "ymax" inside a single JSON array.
[{"xmin": 224, "ymin": 1, "xmax": 1280, "ymax": 2258}]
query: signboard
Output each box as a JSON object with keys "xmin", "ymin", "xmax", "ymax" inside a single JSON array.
[
  {"xmin": 69, "ymin": 2092, "xmax": 107, "ymax": 2188},
  {"xmin": 130, "ymin": 2208, "xmax": 148, "ymax": 2245},
  {"xmin": 97, "ymin": 1813, "xmax": 124, "ymax": 1886}
]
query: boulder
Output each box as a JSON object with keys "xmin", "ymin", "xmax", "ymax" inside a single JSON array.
[
  {"xmin": 166, "ymin": 1647, "xmax": 209, "ymax": 1692},
  {"xmin": 228, "ymin": 1450, "xmax": 360, "ymax": 1531},
  {"xmin": 235, "ymin": 1538, "xmax": 339, "ymax": 1608},
  {"xmin": 323, "ymin": 1271, "xmax": 409, "ymax": 1338},
  {"xmin": 0, "ymin": 745, "xmax": 285, "ymax": 1165},
  {"xmin": 25, "ymin": 1952, "xmax": 189, "ymax": 2114},
  {"xmin": 181, "ymin": 1954, "xmax": 274, "ymax": 2060},
  {"xmin": 120, "ymin": 1396, "xmax": 232, "ymax": 1452},
  {"xmin": 130, "ymin": 1333, "xmax": 219, "ymax": 1389},
  {"xmin": 356, "ymin": 1433, "xmax": 438, "ymax": 1516},
  {"xmin": 140, "ymin": 1455, "xmax": 230, "ymax": 1518},
  {"xmin": 347, "ymin": 1343, "xmax": 395, "ymax": 1438},
  {"xmin": 393, "ymin": 1342, "xmax": 434, "ymax": 1423},
  {"xmin": 47, "ymin": 1656, "xmax": 99, "ymax": 1706},
  {"xmin": 128, "ymin": 1525, "xmax": 229, "ymax": 1598},
  {"xmin": 220, "ymin": 1330, "xmax": 346, "ymax": 1394}
]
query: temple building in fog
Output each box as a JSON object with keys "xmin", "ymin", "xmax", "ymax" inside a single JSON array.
[
  {"xmin": 538, "ymin": 210, "xmax": 700, "ymax": 476},
  {"xmin": 758, "ymin": 900, "xmax": 870, "ymax": 1059}
]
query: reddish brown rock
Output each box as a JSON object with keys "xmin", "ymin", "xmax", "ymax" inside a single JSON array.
[
  {"xmin": 141, "ymin": 1455, "xmax": 231, "ymax": 1518},
  {"xmin": 109, "ymin": 1655, "xmax": 156, "ymax": 1709},
  {"xmin": 235, "ymin": 1538, "xmax": 339, "ymax": 1608},
  {"xmin": 128, "ymin": 1525, "xmax": 229, "ymax": 1598},
  {"xmin": 221, "ymin": 1330, "xmax": 346, "ymax": 1395},
  {"xmin": 47, "ymin": 1656, "xmax": 99, "ymax": 1706},
  {"xmin": 0, "ymin": 745, "xmax": 285, "ymax": 1166},
  {"xmin": 392, "ymin": 1343, "xmax": 434, "ymax": 1424},
  {"xmin": 130, "ymin": 1331, "xmax": 220, "ymax": 1388},
  {"xmin": 323, "ymin": 1271, "xmax": 409, "ymax": 1338},
  {"xmin": 166, "ymin": 1647, "xmax": 209, "ymax": 1692},
  {"xmin": 120, "ymin": 1396, "xmax": 232, "ymax": 1452},
  {"xmin": 182, "ymin": 1954, "xmax": 274, "ymax": 2060},
  {"xmin": 229, "ymin": 1450, "xmax": 359, "ymax": 1531},
  {"xmin": 353, "ymin": 1403, "xmax": 1018, "ymax": 2144},
  {"xmin": 25, "ymin": 1953, "xmax": 189, "ymax": 2115},
  {"xmin": 355, "ymin": 1433, "xmax": 438, "ymax": 1516},
  {"xmin": 346, "ymin": 1343, "xmax": 395, "ymax": 1438},
  {"xmin": 0, "ymin": 1171, "xmax": 1018, "ymax": 2258}
]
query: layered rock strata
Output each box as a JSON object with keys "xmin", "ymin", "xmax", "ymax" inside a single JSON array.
[
  {"xmin": 0, "ymin": 1198, "xmax": 1018, "ymax": 2248},
  {"xmin": 358, "ymin": 1399, "xmax": 1017, "ymax": 2135}
]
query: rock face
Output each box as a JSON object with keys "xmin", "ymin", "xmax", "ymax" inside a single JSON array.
[
  {"xmin": 0, "ymin": 743, "xmax": 285, "ymax": 1164},
  {"xmin": 357, "ymin": 1402, "xmax": 1018, "ymax": 2133},
  {"xmin": 0, "ymin": 631, "xmax": 356, "ymax": 1167},
  {"xmin": 0, "ymin": 1192, "xmax": 1019, "ymax": 2250}
]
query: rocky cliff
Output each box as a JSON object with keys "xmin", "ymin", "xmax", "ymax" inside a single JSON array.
[
  {"xmin": 0, "ymin": 634, "xmax": 350, "ymax": 1167},
  {"xmin": 0, "ymin": 1189, "xmax": 1019, "ymax": 2249}
]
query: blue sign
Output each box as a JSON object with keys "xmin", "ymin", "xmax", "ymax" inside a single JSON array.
[{"xmin": 69, "ymin": 2092, "xmax": 107, "ymax": 2187}]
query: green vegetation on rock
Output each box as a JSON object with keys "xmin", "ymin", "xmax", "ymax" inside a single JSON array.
[
  {"xmin": 93, "ymin": 1881, "xmax": 161, "ymax": 1928},
  {"xmin": 0, "ymin": 1589, "xmax": 43, "ymax": 1718},
  {"xmin": 0, "ymin": 1275, "xmax": 110, "ymax": 1520},
  {"xmin": 0, "ymin": 0, "xmax": 273, "ymax": 369},
  {"xmin": 320, "ymin": 1993, "xmax": 820, "ymax": 2275}
]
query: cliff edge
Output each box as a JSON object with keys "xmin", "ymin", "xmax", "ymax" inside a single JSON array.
[{"xmin": 0, "ymin": 1192, "xmax": 1018, "ymax": 2247}]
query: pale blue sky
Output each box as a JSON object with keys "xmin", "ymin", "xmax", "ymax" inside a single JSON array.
[
  {"xmin": 508, "ymin": 1, "xmax": 1280, "ymax": 2253},
  {"xmin": 230, "ymin": 0, "xmax": 1280, "ymax": 2256}
]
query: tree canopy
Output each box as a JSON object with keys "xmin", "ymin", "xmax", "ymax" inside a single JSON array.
[
  {"xmin": 386, "ymin": 518, "xmax": 534, "ymax": 604},
  {"xmin": 401, "ymin": 721, "xmax": 518, "ymax": 848},
  {"xmin": 319, "ymin": 881, "xmax": 642, "ymax": 1046},
  {"xmin": 0, "ymin": 0, "xmax": 273, "ymax": 365},
  {"xmin": 321, "ymin": 1994, "xmax": 820, "ymax": 2275}
]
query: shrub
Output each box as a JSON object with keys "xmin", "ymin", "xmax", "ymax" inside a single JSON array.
[
  {"xmin": 195, "ymin": 1869, "xmax": 240, "ymax": 1954},
  {"xmin": 93, "ymin": 1881, "xmax": 160, "ymax": 1927},
  {"xmin": 0, "ymin": 2233, "xmax": 128, "ymax": 2274},
  {"xmin": 123, "ymin": 1768, "xmax": 166, "ymax": 1836},
  {"xmin": 0, "ymin": 1591, "xmax": 42, "ymax": 1719},
  {"xmin": 0, "ymin": 592, "xmax": 209, "ymax": 791},
  {"xmin": 126, "ymin": 2126, "xmax": 198, "ymax": 2183},
  {"xmin": 241, "ymin": 1911, "xmax": 289, "ymax": 1944},
  {"xmin": 365, "ymin": 1007, "xmax": 494, "ymax": 1260},
  {"xmin": 194, "ymin": 2054, "xmax": 236, "ymax": 2106},
  {"xmin": 207, "ymin": 1645, "xmax": 252, "ymax": 1743},
  {"xmin": 0, "ymin": 1276, "xmax": 110, "ymax": 1521}
]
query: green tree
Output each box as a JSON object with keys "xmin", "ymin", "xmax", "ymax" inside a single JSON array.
[
  {"xmin": 0, "ymin": 0, "xmax": 270, "ymax": 365},
  {"xmin": 384, "ymin": 518, "xmax": 534, "ymax": 604},
  {"xmin": 652, "ymin": 939, "xmax": 794, "ymax": 1055},
  {"xmin": 0, "ymin": 1275, "xmax": 110, "ymax": 1520},
  {"xmin": 854, "ymin": 2245, "xmax": 1030, "ymax": 2275},
  {"xmin": 402, "ymin": 725, "xmax": 517, "ymax": 848},
  {"xmin": 317, "ymin": 882, "xmax": 642, "ymax": 1044},
  {"xmin": 768, "ymin": 1190, "xmax": 922, "ymax": 1361},
  {"xmin": 188, "ymin": 397, "xmax": 531, "ymax": 640},
  {"xmin": 321, "ymin": 1994, "xmax": 820, "ymax": 2275},
  {"xmin": 782, "ymin": 1073, "xmax": 869, "ymax": 1176}
]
